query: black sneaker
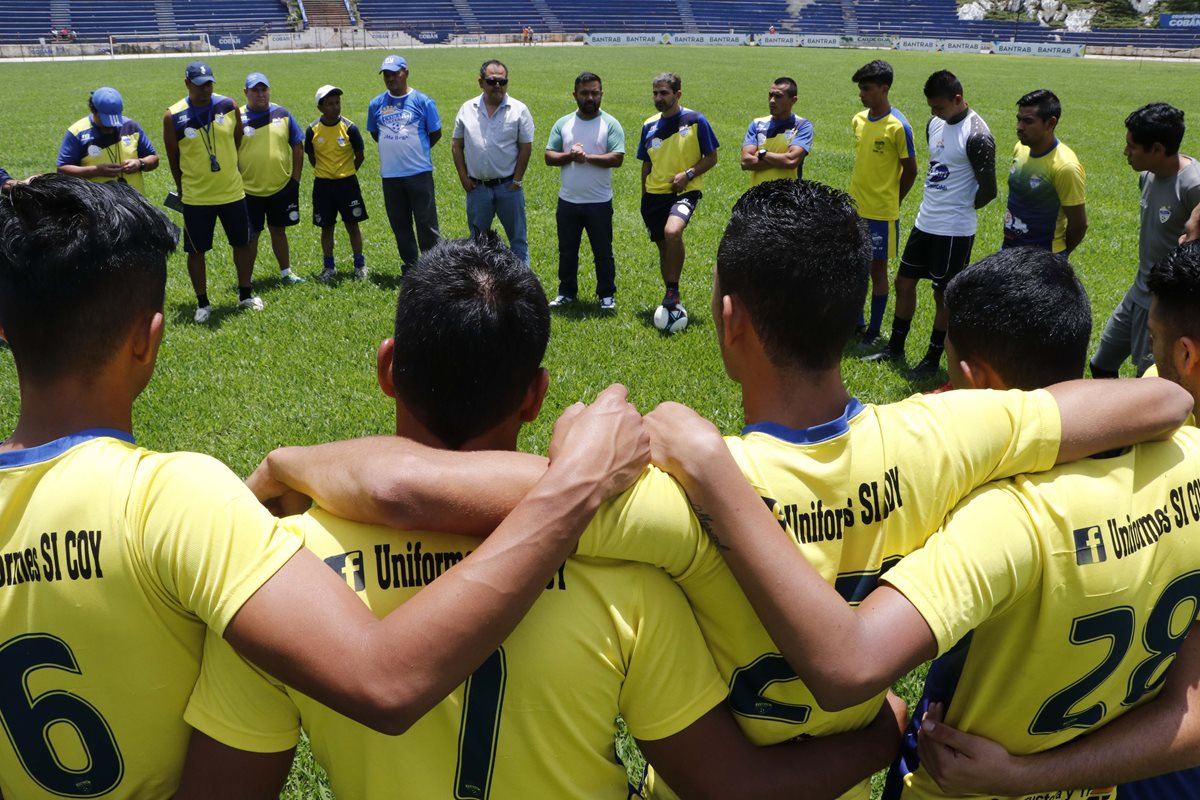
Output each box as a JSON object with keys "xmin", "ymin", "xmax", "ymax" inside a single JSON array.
[
  {"xmin": 549, "ymin": 295, "xmax": 575, "ymax": 308},
  {"xmin": 662, "ymin": 287, "xmax": 681, "ymax": 310},
  {"xmin": 853, "ymin": 331, "xmax": 884, "ymax": 353},
  {"xmin": 905, "ymin": 356, "xmax": 941, "ymax": 380}
]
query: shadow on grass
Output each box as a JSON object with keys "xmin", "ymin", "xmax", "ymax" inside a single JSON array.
[{"xmin": 551, "ymin": 300, "xmax": 620, "ymax": 321}]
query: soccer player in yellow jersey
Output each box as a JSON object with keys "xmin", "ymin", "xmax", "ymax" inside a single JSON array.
[
  {"xmin": 176, "ymin": 233, "xmax": 905, "ymax": 799},
  {"xmin": 637, "ymin": 72, "xmax": 719, "ymax": 314},
  {"xmin": 849, "ymin": 60, "xmax": 917, "ymax": 347},
  {"xmin": 246, "ymin": 182, "xmax": 1185, "ymax": 800},
  {"xmin": 57, "ymin": 86, "xmax": 158, "ymax": 194},
  {"xmin": 307, "ymin": 85, "xmax": 369, "ymax": 280},
  {"xmin": 865, "ymin": 241, "xmax": 1200, "ymax": 800},
  {"xmin": 648, "ymin": 245, "xmax": 1200, "ymax": 800},
  {"xmin": 163, "ymin": 61, "xmax": 262, "ymax": 324},
  {"xmin": 740, "ymin": 77, "xmax": 811, "ymax": 185},
  {"xmin": 238, "ymin": 72, "xmax": 305, "ymax": 285},
  {"xmin": 0, "ymin": 175, "xmax": 652, "ymax": 799},
  {"xmin": 1002, "ymin": 89, "xmax": 1088, "ymax": 257}
]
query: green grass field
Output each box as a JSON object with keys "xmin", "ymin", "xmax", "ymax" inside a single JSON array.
[{"xmin": 1, "ymin": 45, "xmax": 1197, "ymax": 798}]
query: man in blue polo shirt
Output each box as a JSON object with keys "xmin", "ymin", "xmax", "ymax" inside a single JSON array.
[{"xmin": 367, "ymin": 54, "xmax": 442, "ymax": 273}]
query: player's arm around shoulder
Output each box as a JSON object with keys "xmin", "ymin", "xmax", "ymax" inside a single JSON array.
[{"xmin": 1046, "ymin": 377, "xmax": 1192, "ymax": 462}]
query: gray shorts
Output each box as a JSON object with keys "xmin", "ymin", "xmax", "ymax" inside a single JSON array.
[{"xmin": 1092, "ymin": 287, "xmax": 1154, "ymax": 376}]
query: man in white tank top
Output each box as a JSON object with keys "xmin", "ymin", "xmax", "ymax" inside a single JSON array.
[{"xmin": 865, "ymin": 70, "xmax": 997, "ymax": 382}]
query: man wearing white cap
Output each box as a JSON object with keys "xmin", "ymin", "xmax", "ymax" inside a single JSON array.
[
  {"xmin": 239, "ymin": 72, "xmax": 306, "ymax": 285},
  {"xmin": 57, "ymin": 87, "xmax": 159, "ymax": 195},
  {"xmin": 367, "ymin": 54, "xmax": 442, "ymax": 274},
  {"xmin": 163, "ymin": 61, "xmax": 262, "ymax": 323}
]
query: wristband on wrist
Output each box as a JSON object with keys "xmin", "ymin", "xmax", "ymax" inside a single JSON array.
[{"xmin": 685, "ymin": 168, "xmax": 696, "ymax": 180}]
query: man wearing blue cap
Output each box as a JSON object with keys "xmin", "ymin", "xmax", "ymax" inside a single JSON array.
[
  {"xmin": 239, "ymin": 72, "xmax": 306, "ymax": 285},
  {"xmin": 163, "ymin": 61, "xmax": 262, "ymax": 323},
  {"xmin": 367, "ymin": 54, "xmax": 442, "ymax": 273},
  {"xmin": 57, "ymin": 87, "xmax": 159, "ymax": 195}
]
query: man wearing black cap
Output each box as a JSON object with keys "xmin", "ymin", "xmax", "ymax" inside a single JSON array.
[
  {"xmin": 163, "ymin": 61, "xmax": 262, "ymax": 324},
  {"xmin": 367, "ymin": 54, "xmax": 442, "ymax": 273},
  {"xmin": 57, "ymin": 87, "xmax": 159, "ymax": 196},
  {"xmin": 239, "ymin": 71, "xmax": 306, "ymax": 285}
]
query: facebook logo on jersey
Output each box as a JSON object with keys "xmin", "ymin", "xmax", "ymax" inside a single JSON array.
[
  {"xmin": 1073, "ymin": 525, "xmax": 1107, "ymax": 566},
  {"xmin": 325, "ymin": 550, "xmax": 366, "ymax": 591}
]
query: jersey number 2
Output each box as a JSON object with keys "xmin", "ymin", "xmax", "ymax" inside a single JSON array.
[
  {"xmin": 0, "ymin": 633, "xmax": 124, "ymax": 796},
  {"xmin": 1031, "ymin": 570, "xmax": 1200, "ymax": 735},
  {"xmin": 454, "ymin": 647, "xmax": 507, "ymax": 799}
]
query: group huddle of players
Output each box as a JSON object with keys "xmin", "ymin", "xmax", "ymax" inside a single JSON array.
[{"xmin": 2, "ymin": 57, "xmax": 1200, "ymax": 800}]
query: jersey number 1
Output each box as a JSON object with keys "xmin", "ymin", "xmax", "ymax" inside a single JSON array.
[{"xmin": 454, "ymin": 647, "xmax": 507, "ymax": 799}]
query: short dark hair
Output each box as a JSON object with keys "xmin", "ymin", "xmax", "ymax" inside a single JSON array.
[
  {"xmin": 0, "ymin": 174, "xmax": 178, "ymax": 383},
  {"xmin": 479, "ymin": 59, "xmax": 507, "ymax": 79},
  {"xmin": 716, "ymin": 180, "xmax": 869, "ymax": 372},
  {"xmin": 392, "ymin": 232, "xmax": 550, "ymax": 450},
  {"xmin": 1017, "ymin": 89, "xmax": 1061, "ymax": 122},
  {"xmin": 1126, "ymin": 103, "xmax": 1185, "ymax": 156},
  {"xmin": 924, "ymin": 70, "xmax": 963, "ymax": 100},
  {"xmin": 945, "ymin": 247, "xmax": 1091, "ymax": 390},
  {"xmin": 1148, "ymin": 241, "xmax": 1200, "ymax": 343},
  {"xmin": 852, "ymin": 60, "xmax": 893, "ymax": 87},
  {"xmin": 575, "ymin": 71, "xmax": 601, "ymax": 89},
  {"xmin": 652, "ymin": 72, "xmax": 681, "ymax": 92},
  {"xmin": 772, "ymin": 77, "xmax": 798, "ymax": 97}
]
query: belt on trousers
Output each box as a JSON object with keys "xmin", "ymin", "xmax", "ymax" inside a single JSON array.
[{"xmin": 471, "ymin": 175, "xmax": 514, "ymax": 187}]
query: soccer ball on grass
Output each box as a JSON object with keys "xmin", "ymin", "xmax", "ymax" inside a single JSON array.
[{"xmin": 653, "ymin": 303, "xmax": 689, "ymax": 334}]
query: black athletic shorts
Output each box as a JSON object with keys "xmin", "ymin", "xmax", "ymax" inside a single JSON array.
[
  {"xmin": 312, "ymin": 175, "xmax": 368, "ymax": 227},
  {"xmin": 246, "ymin": 179, "xmax": 301, "ymax": 232},
  {"xmin": 181, "ymin": 198, "xmax": 251, "ymax": 254},
  {"xmin": 898, "ymin": 227, "xmax": 975, "ymax": 291},
  {"xmin": 640, "ymin": 190, "xmax": 702, "ymax": 242}
]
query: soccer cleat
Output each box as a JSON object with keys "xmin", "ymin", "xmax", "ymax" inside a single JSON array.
[
  {"xmin": 353, "ymin": 267, "xmax": 369, "ymax": 280},
  {"xmin": 853, "ymin": 331, "xmax": 883, "ymax": 353},
  {"xmin": 317, "ymin": 267, "xmax": 337, "ymax": 282},
  {"xmin": 194, "ymin": 305, "xmax": 213, "ymax": 324},
  {"xmin": 238, "ymin": 296, "xmax": 265, "ymax": 312},
  {"xmin": 905, "ymin": 355, "xmax": 941, "ymax": 380},
  {"xmin": 661, "ymin": 287, "xmax": 681, "ymax": 310},
  {"xmin": 861, "ymin": 344, "xmax": 903, "ymax": 364},
  {"xmin": 549, "ymin": 295, "xmax": 575, "ymax": 308},
  {"xmin": 599, "ymin": 296, "xmax": 616, "ymax": 311},
  {"xmin": 281, "ymin": 271, "xmax": 305, "ymax": 285}
]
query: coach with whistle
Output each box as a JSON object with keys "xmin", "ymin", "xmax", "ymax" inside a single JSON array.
[{"xmin": 451, "ymin": 59, "xmax": 534, "ymax": 264}]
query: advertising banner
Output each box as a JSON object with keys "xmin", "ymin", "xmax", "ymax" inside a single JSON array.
[
  {"xmin": 800, "ymin": 34, "xmax": 841, "ymax": 48},
  {"xmin": 993, "ymin": 40, "xmax": 1083, "ymax": 56},
  {"xmin": 756, "ymin": 33, "xmax": 800, "ymax": 46},
  {"xmin": 896, "ymin": 37, "xmax": 939, "ymax": 50},
  {"xmin": 1160, "ymin": 13, "xmax": 1200, "ymax": 27},
  {"xmin": 583, "ymin": 32, "xmax": 668, "ymax": 45},
  {"xmin": 670, "ymin": 32, "xmax": 750, "ymax": 45},
  {"xmin": 940, "ymin": 38, "xmax": 984, "ymax": 52}
]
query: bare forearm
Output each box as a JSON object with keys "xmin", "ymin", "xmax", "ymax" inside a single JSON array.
[
  {"xmin": 514, "ymin": 143, "xmax": 532, "ymax": 181},
  {"xmin": 1047, "ymin": 377, "xmax": 1192, "ymax": 464},
  {"xmin": 260, "ymin": 437, "xmax": 545, "ymax": 534}
]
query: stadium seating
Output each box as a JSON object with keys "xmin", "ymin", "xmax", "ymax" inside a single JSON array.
[{"xmin": 0, "ymin": 0, "xmax": 291, "ymax": 44}]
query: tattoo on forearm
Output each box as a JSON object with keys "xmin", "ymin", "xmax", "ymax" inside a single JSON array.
[{"xmin": 690, "ymin": 502, "xmax": 729, "ymax": 550}]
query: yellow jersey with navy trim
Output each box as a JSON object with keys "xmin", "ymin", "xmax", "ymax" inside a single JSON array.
[
  {"xmin": 575, "ymin": 389, "xmax": 1059, "ymax": 799},
  {"xmin": 637, "ymin": 107, "xmax": 719, "ymax": 194},
  {"xmin": 57, "ymin": 116, "xmax": 157, "ymax": 194},
  {"xmin": 167, "ymin": 95, "xmax": 244, "ymax": 206},
  {"xmin": 237, "ymin": 103, "xmax": 304, "ymax": 197},
  {"xmin": 885, "ymin": 426, "xmax": 1200, "ymax": 800},
  {"xmin": 0, "ymin": 432, "xmax": 302, "ymax": 799},
  {"xmin": 743, "ymin": 113, "xmax": 813, "ymax": 185},
  {"xmin": 1003, "ymin": 139, "xmax": 1086, "ymax": 253},
  {"xmin": 186, "ymin": 508, "xmax": 728, "ymax": 799},
  {"xmin": 304, "ymin": 116, "xmax": 364, "ymax": 180},
  {"xmin": 849, "ymin": 108, "xmax": 915, "ymax": 222}
]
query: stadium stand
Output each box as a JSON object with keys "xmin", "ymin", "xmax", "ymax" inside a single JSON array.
[
  {"xmin": 0, "ymin": 0, "xmax": 291, "ymax": 44},
  {"xmin": 0, "ymin": 0, "xmax": 1194, "ymax": 49}
]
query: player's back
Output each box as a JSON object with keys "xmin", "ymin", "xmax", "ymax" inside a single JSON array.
[
  {"xmin": 576, "ymin": 389, "xmax": 1059, "ymax": 754},
  {"xmin": 0, "ymin": 432, "xmax": 294, "ymax": 799},
  {"xmin": 886, "ymin": 426, "xmax": 1200, "ymax": 800},
  {"xmin": 191, "ymin": 507, "xmax": 726, "ymax": 799}
]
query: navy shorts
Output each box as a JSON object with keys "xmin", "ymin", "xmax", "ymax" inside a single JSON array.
[
  {"xmin": 641, "ymin": 191, "xmax": 702, "ymax": 242},
  {"xmin": 898, "ymin": 227, "xmax": 975, "ymax": 291},
  {"xmin": 246, "ymin": 179, "xmax": 301, "ymax": 232},
  {"xmin": 313, "ymin": 175, "xmax": 368, "ymax": 228},
  {"xmin": 181, "ymin": 199, "xmax": 251, "ymax": 254}
]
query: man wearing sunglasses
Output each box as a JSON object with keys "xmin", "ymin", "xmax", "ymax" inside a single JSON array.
[{"xmin": 451, "ymin": 59, "xmax": 535, "ymax": 264}]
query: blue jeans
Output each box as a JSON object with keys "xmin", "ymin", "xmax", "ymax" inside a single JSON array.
[{"xmin": 465, "ymin": 182, "xmax": 528, "ymax": 264}]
